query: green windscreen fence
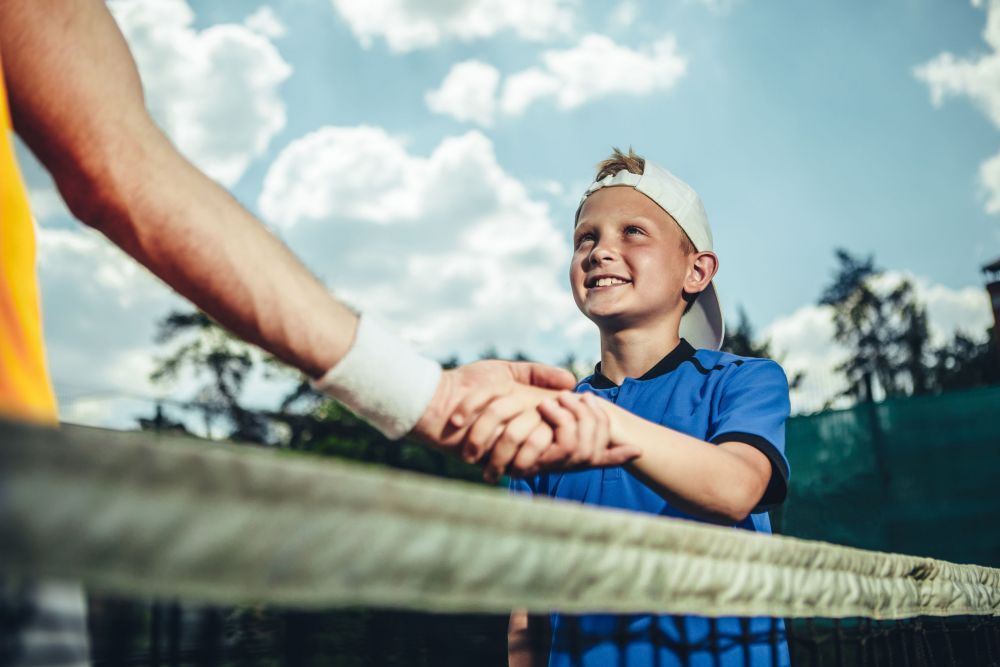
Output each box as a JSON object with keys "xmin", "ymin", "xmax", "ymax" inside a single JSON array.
[{"xmin": 780, "ymin": 384, "xmax": 1000, "ymax": 568}]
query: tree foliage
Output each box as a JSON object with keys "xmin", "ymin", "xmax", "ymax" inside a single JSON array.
[
  {"xmin": 722, "ymin": 306, "xmax": 775, "ymax": 359},
  {"xmin": 144, "ymin": 309, "xmax": 488, "ymax": 482},
  {"xmin": 150, "ymin": 310, "xmax": 270, "ymax": 442},
  {"xmin": 819, "ymin": 248, "xmax": 993, "ymax": 401},
  {"xmin": 929, "ymin": 327, "xmax": 1000, "ymax": 391},
  {"xmin": 721, "ymin": 307, "xmax": 803, "ymax": 390}
]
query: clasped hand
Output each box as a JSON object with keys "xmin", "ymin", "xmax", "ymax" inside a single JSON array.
[{"xmin": 412, "ymin": 360, "xmax": 641, "ymax": 483}]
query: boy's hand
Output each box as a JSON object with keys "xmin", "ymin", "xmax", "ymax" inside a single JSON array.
[
  {"xmin": 531, "ymin": 392, "xmax": 637, "ymax": 471},
  {"xmin": 458, "ymin": 384, "xmax": 557, "ymax": 483},
  {"xmin": 526, "ymin": 392, "xmax": 640, "ymax": 475},
  {"xmin": 410, "ymin": 359, "xmax": 576, "ymax": 451},
  {"xmin": 461, "ymin": 388, "xmax": 641, "ymax": 483}
]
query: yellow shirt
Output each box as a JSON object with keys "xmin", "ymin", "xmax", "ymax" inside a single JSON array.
[{"xmin": 0, "ymin": 55, "xmax": 57, "ymax": 423}]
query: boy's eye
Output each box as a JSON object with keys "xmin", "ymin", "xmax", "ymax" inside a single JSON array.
[
  {"xmin": 625, "ymin": 225, "xmax": 643, "ymax": 236},
  {"xmin": 575, "ymin": 233, "xmax": 595, "ymax": 247}
]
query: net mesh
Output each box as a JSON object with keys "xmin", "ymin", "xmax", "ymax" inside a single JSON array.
[{"xmin": 1, "ymin": 419, "xmax": 999, "ymax": 666}]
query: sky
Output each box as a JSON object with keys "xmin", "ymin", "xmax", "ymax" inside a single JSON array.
[{"xmin": 17, "ymin": 0, "xmax": 1000, "ymax": 427}]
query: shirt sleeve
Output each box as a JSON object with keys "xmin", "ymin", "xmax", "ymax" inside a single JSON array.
[{"xmin": 707, "ymin": 359, "xmax": 791, "ymax": 512}]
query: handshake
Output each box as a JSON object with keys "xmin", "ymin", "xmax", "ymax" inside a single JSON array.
[{"xmin": 410, "ymin": 359, "xmax": 641, "ymax": 484}]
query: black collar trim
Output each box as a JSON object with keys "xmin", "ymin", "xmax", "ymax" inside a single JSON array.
[{"xmin": 588, "ymin": 339, "xmax": 697, "ymax": 389}]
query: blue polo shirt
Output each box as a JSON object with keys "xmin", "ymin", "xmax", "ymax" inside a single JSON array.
[{"xmin": 511, "ymin": 339, "xmax": 791, "ymax": 667}]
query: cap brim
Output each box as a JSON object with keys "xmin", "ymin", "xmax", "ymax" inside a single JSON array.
[{"xmin": 680, "ymin": 282, "xmax": 725, "ymax": 351}]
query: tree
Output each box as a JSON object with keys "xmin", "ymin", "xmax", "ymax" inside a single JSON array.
[
  {"xmin": 147, "ymin": 308, "xmax": 489, "ymax": 482},
  {"xmin": 892, "ymin": 291, "xmax": 931, "ymax": 395},
  {"xmin": 136, "ymin": 403, "xmax": 189, "ymax": 435},
  {"xmin": 819, "ymin": 249, "xmax": 932, "ymax": 401},
  {"xmin": 929, "ymin": 327, "xmax": 1000, "ymax": 391},
  {"xmin": 150, "ymin": 310, "xmax": 271, "ymax": 443},
  {"xmin": 722, "ymin": 306, "xmax": 775, "ymax": 359},
  {"xmin": 721, "ymin": 307, "xmax": 803, "ymax": 389}
]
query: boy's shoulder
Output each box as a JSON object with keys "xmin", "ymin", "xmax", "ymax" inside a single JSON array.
[
  {"xmin": 690, "ymin": 346, "xmax": 784, "ymax": 372},
  {"xmin": 577, "ymin": 340, "xmax": 788, "ymax": 391},
  {"xmin": 689, "ymin": 347, "xmax": 789, "ymax": 388}
]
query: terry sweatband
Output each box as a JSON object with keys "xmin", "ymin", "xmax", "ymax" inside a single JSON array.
[{"xmin": 312, "ymin": 315, "xmax": 442, "ymax": 440}]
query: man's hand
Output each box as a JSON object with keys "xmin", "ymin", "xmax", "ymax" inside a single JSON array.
[{"xmin": 409, "ymin": 359, "xmax": 575, "ymax": 451}]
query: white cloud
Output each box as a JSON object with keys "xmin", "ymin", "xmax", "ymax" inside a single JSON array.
[
  {"xmin": 244, "ymin": 6, "xmax": 287, "ymax": 39},
  {"xmin": 505, "ymin": 34, "xmax": 687, "ymax": 113},
  {"xmin": 35, "ymin": 228, "xmax": 185, "ymax": 426},
  {"xmin": 538, "ymin": 180, "xmax": 565, "ymax": 197},
  {"xmin": 425, "ymin": 60, "xmax": 501, "ymax": 127},
  {"xmin": 495, "ymin": 68, "xmax": 561, "ymax": 117},
  {"xmin": 764, "ymin": 304, "xmax": 851, "ymax": 415},
  {"xmin": 329, "ymin": 0, "xmax": 575, "ymax": 52},
  {"xmin": 980, "ymin": 150, "xmax": 1000, "ymax": 213},
  {"xmin": 878, "ymin": 271, "xmax": 993, "ymax": 344},
  {"xmin": 427, "ymin": 35, "xmax": 687, "ymax": 125},
  {"xmin": 763, "ymin": 272, "xmax": 993, "ymax": 414},
  {"xmin": 610, "ymin": 2, "xmax": 638, "ymax": 29},
  {"xmin": 109, "ymin": 0, "xmax": 291, "ymax": 187},
  {"xmin": 259, "ymin": 125, "xmax": 423, "ymax": 227},
  {"xmin": 915, "ymin": 0, "xmax": 1000, "ymax": 214},
  {"xmin": 259, "ymin": 127, "xmax": 588, "ymax": 360}
]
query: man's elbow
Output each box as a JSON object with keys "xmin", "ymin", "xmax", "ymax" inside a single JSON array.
[
  {"xmin": 46, "ymin": 120, "xmax": 167, "ymax": 236},
  {"xmin": 58, "ymin": 176, "xmax": 117, "ymax": 233},
  {"xmin": 55, "ymin": 147, "xmax": 138, "ymax": 234}
]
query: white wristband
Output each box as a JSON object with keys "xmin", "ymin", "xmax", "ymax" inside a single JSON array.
[{"xmin": 312, "ymin": 316, "xmax": 442, "ymax": 440}]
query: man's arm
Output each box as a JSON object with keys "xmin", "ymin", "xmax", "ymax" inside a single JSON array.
[{"xmin": 0, "ymin": 0, "xmax": 580, "ymax": 452}]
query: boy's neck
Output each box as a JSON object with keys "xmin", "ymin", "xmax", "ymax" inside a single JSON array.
[{"xmin": 598, "ymin": 320, "xmax": 682, "ymax": 385}]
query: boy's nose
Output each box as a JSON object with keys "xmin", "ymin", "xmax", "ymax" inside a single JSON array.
[{"xmin": 588, "ymin": 243, "xmax": 616, "ymax": 266}]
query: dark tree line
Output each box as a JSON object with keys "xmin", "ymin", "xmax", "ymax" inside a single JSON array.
[
  {"xmin": 819, "ymin": 249, "xmax": 998, "ymax": 403},
  {"xmin": 140, "ymin": 311, "xmax": 551, "ymax": 482}
]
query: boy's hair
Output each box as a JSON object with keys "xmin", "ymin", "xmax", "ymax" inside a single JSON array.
[{"xmin": 595, "ymin": 147, "xmax": 698, "ymax": 257}]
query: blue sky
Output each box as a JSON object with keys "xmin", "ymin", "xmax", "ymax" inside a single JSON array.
[{"xmin": 19, "ymin": 0, "xmax": 999, "ymax": 424}]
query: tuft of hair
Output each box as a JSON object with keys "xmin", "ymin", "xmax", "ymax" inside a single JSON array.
[
  {"xmin": 595, "ymin": 147, "xmax": 645, "ymax": 182},
  {"xmin": 594, "ymin": 147, "xmax": 697, "ymax": 256}
]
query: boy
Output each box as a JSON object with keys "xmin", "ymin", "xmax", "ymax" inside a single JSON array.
[{"xmin": 506, "ymin": 149, "xmax": 792, "ymax": 667}]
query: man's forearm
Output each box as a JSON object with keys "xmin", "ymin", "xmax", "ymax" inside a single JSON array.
[{"xmin": 80, "ymin": 142, "xmax": 356, "ymax": 378}]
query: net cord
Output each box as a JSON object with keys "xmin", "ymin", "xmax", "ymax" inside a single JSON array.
[{"xmin": 1, "ymin": 420, "xmax": 998, "ymax": 618}]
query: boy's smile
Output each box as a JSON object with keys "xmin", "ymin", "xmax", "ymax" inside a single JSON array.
[
  {"xmin": 571, "ymin": 186, "xmax": 693, "ymax": 330},
  {"xmin": 586, "ymin": 275, "xmax": 631, "ymax": 290}
]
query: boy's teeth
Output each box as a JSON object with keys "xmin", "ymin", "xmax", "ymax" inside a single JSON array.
[{"xmin": 595, "ymin": 277, "xmax": 627, "ymax": 287}]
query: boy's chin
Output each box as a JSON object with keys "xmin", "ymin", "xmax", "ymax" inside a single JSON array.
[
  {"xmin": 585, "ymin": 309, "xmax": 638, "ymax": 331},
  {"xmin": 585, "ymin": 308, "xmax": 680, "ymax": 334}
]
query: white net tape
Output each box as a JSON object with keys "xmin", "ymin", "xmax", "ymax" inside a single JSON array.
[{"xmin": 1, "ymin": 420, "xmax": 998, "ymax": 618}]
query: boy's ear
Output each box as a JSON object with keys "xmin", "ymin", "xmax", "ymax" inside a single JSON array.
[{"xmin": 684, "ymin": 252, "xmax": 719, "ymax": 294}]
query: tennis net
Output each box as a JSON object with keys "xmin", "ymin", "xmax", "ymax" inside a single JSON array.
[{"xmin": 1, "ymin": 419, "xmax": 998, "ymax": 665}]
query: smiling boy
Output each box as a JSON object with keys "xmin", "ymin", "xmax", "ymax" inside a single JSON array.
[{"xmin": 507, "ymin": 149, "xmax": 792, "ymax": 667}]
